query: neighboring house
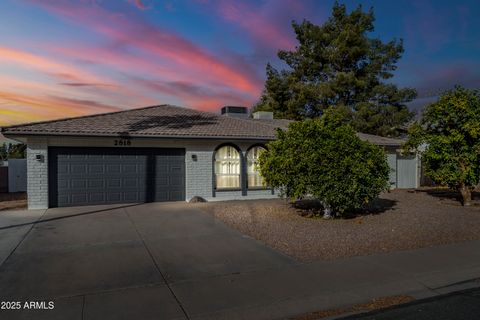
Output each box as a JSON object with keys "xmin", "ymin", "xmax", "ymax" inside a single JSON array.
[{"xmin": 1, "ymin": 105, "xmax": 419, "ymax": 209}]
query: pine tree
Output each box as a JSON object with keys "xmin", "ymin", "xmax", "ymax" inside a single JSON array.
[{"xmin": 254, "ymin": 2, "xmax": 416, "ymax": 137}]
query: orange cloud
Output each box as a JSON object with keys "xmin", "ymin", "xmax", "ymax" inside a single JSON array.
[{"xmin": 0, "ymin": 91, "xmax": 119, "ymax": 126}]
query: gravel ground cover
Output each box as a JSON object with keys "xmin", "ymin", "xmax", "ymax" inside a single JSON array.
[
  {"xmin": 0, "ymin": 200, "xmax": 27, "ymax": 211},
  {"xmin": 0, "ymin": 192, "xmax": 27, "ymax": 211},
  {"xmin": 195, "ymin": 189, "xmax": 480, "ymax": 262}
]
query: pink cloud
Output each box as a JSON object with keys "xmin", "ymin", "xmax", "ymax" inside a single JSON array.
[
  {"xmin": 133, "ymin": 77, "xmax": 254, "ymax": 111},
  {"xmin": 31, "ymin": 0, "xmax": 263, "ymax": 100},
  {"xmin": 49, "ymin": 44, "xmax": 239, "ymax": 92},
  {"xmin": 129, "ymin": 0, "xmax": 150, "ymax": 10},
  {"xmin": 217, "ymin": 0, "xmax": 297, "ymax": 52},
  {"xmin": 46, "ymin": 43, "xmax": 257, "ymax": 110},
  {"xmin": 0, "ymin": 46, "xmax": 112, "ymax": 86}
]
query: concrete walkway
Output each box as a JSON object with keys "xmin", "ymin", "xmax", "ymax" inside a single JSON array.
[{"xmin": 0, "ymin": 203, "xmax": 479, "ymax": 320}]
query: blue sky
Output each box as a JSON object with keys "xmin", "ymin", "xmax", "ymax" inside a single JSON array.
[{"xmin": 0, "ymin": 0, "xmax": 479, "ymax": 125}]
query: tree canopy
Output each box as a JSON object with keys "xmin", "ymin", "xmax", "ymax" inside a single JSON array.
[
  {"xmin": 258, "ymin": 108, "xmax": 390, "ymax": 217},
  {"xmin": 405, "ymin": 86, "xmax": 480, "ymax": 206},
  {"xmin": 0, "ymin": 143, "xmax": 26, "ymax": 161},
  {"xmin": 254, "ymin": 2, "xmax": 416, "ymax": 137}
]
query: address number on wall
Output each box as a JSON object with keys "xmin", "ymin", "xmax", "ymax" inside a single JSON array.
[{"xmin": 114, "ymin": 139, "xmax": 132, "ymax": 146}]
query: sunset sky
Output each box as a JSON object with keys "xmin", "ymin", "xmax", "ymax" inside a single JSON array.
[{"xmin": 0, "ymin": 0, "xmax": 479, "ymax": 126}]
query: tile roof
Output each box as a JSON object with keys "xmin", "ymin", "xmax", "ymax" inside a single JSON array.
[
  {"xmin": 1, "ymin": 105, "xmax": 282, "ymax": 140},
  {"xmin": 1, "ymin": 104, "xmax": 404, "ymax": 146}
]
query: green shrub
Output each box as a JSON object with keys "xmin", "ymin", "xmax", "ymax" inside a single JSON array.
[{"xmin": 259, "ymin": 109, "xmax": 390, "ymax": 217}]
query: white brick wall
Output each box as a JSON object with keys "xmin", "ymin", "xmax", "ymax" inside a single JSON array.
[
  {"xmin": 25, "ymin": 136, "xmax": 277, "ymax": 208},
  {"xmin": 26, "ymin": 139, "xmax": 49, "ymax": 209},
  {"xmin": 185, "ymin": 149, "xmax": 213, "ymax": 200}
]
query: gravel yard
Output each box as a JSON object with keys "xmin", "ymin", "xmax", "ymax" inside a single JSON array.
[
  {"xmin": 0, "ymin": 192, "xmax": 27, "ymax": 211},
  {"xmin": 195, "ymin": 189, "xmax": 480, "ymax": 262}
]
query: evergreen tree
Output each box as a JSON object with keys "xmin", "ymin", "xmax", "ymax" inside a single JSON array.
[{"xmin": 255, "ymin": 2, "xmax": 416, "ymax": 137}]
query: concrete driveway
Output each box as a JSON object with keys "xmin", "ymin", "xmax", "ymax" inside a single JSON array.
[
  {"xmin": 2, "ymin": 203, "xmax": 480, "ymax": 320},
  {"xmin": 0, "ymin": 202, "xmax": 295, "ymax": 320}
]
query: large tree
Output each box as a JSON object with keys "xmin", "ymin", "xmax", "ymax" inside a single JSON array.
[
  {"xmin": 258, "ymin": 108, "xmax": 390, "ymax": 217},
  {"xmin": 254, "ymin": 2, "xmax": 416, "ymax": 137},
  {"xmin": 405, "ymin": 86, "xmax": 480, "ymax": 206}
]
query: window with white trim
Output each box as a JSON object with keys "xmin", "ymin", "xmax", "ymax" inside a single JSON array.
[
  {"xmin": 215, "ymin": 146, "xmax": 240, "ymax": 189},
  {"xmin": 247, "ymin": 146, "xmax": 266, "ymax": 188}
]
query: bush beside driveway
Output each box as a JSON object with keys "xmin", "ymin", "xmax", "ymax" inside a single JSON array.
[{"xmin": 196, "ymin": 189, "xmax": 480, "ymax": 262}]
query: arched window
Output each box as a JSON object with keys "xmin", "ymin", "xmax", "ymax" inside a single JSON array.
[
  {"xmin": 247, "ymin": 146, "xmax": 266, "ymax": 188},
  {"xmin": 215, "ymin": 145, "xmax": 241, "ymax": 189}
]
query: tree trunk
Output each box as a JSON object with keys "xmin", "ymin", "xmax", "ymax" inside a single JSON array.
[
  {"xmin": 322, "ymin": 202, "xmax": 334, "ymax": 219},
  {"xmin": 460, "ymin": 184, "xmax": 472, "ymax": 206}
]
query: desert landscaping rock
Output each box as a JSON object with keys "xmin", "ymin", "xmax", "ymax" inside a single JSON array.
[{"xmin": 195, "ymin": 189, "xmax": 480, "ymax": 262}]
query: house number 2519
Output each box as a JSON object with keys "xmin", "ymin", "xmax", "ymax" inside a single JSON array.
[{"xmin": 114, "ymin": 139, "xmax": 131, "ymax": 146}]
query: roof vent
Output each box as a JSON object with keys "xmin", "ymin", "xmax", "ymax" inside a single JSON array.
[
  {"xmin": 220, "ymin": 106, "xmax": 249, "ymax": 119},
  {"xmin": 252, "ymin": 111, "xmax": 273, "ymax": 120}
]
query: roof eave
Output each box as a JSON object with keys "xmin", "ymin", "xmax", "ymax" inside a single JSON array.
[{"xmin": 1, "ymin": 131, "xmax": 276, "ymax": 141}]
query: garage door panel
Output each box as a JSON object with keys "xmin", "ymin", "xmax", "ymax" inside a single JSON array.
[
  {"xmin": 171, "ymin": 164, "xmax": 185, "ymax": 170},
  {"xmin": 123, "ymin": 178, "xmax": 141, "ymax": 188},
  {"xmin": 70, "ymin": 154, "xmax": 87, "ymax": 161},
  {"xmin": 58, "ymin": 195, "xmax": 69, "ymax": 204},
  {"xmin": 58, "ymin": 179, "xmax": 68, "ymax": 189},
  {"xmin": 169, "ymin": 176, "xmax": 183, "ymax": 186},
  {"xmin": 123, "ymin": 164, "xmax": 139, "ymax": 174},
  {"xmin": 87, "ymin": 155, "xmax": 104, "ymax": 160},
  {"xmin": 106, "ymin": 164, "xmax": 121, "ymax": 174},
  {"xmin": 155, "ymin": 191, "xmax": 168, "ymax": 202},
  {"xmin": 156, "ymin": 164, "xmax": 168, "ymax": 174},
  {"xmin": 105, "ymin": 155, "xmax": 122, "ymax": 161},
  {"xmin": 71, "ymin": 179, "xmax": 87, "ymax": 189},
  {"xmin": 49, "ymin": 148, "xmax": 185, "ymax": 207},
  {"xmin": 88, "ymin": 179, "xmax": 105, "ymax": 188},
  {"xmin": 106, "ymin": 192, "xmax": 122, "ymax": 202},
  {"xmin": 169, "ymin": 191, "xmax": 184, "ymax": 201},
  {"xmin": 89, "ymin": 193, "xmax": 105, "ymax": 202},
  {"xmin": 71, "ymin": 193, "xmax": 88, "ymax": 204},
  {"xmin": 156, "ymin": 176, "xmax": 168, "ymax": 186},
  {"xmin": 124, "ymin": 192, "xmax": 139, "ymax": 202},
  {"xmin": 58, "ymin": 164, "xmax": 69, "ymax": 174},
  {"xmin": 106, "ymin": 179, "xmax": 122, "ymax": 188},
  {"xmin": 89, "ymin": 164, "xmax": 105, "ymax": 174}
]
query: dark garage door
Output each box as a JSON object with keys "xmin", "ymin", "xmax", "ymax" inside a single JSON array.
[{"xmin": 48, "ymin": 147, "xmax": 185, "ymax": 207}]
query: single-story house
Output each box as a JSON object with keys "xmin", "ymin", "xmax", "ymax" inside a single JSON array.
[{"xmin": 1, "ymin": 105, "xmax": 419, "ymax": 209}]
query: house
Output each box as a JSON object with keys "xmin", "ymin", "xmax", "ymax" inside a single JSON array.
[{"xmin": 1, "ymin": 105, "xmax": 419, "ymax": 209}]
